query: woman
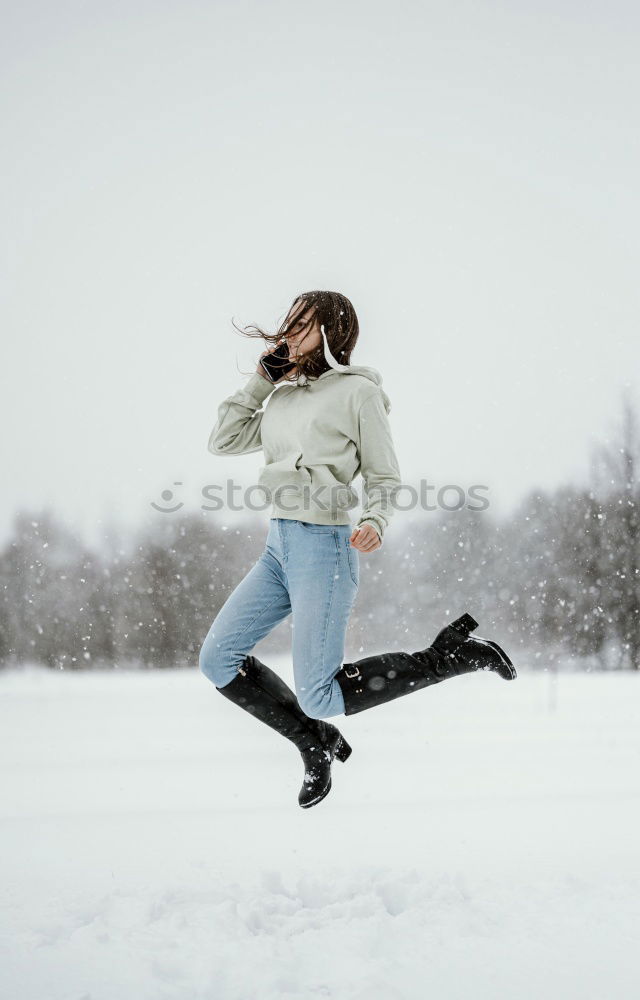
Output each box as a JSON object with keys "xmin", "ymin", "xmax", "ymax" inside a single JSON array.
[{"xmin": 200, "ymin": 290, "xmax": 516, "ymax": 809}]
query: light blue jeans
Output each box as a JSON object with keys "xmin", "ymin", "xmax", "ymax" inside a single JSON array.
[{"xmin": 199, "ymin": 517, "xmax": 360, "ymax": 718}]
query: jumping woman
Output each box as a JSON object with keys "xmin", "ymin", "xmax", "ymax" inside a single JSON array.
[{"xmin": 199, "ymin": 290, "xmax": 517, "ymax": 808}]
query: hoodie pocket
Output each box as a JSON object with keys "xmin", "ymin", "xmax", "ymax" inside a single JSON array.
[{"xmin": 257, "ymin": 451, "xmax": 312, "ymax": 496}]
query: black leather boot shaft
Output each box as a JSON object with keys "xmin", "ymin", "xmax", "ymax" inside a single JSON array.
[
  {"xmin": 335, "ymin": 613, "xmax": 482, "ymax": 716},
  {"xmin": 215, "ymin": 655, "xmax": 353, "ymax": 808},
  {"xmin": 216, "ymin": 655, "xmax": 326, "ymax": 752}
]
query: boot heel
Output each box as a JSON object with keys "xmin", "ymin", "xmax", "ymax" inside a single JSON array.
[
  {"xmin": 450, "ymin": 612, "xmax": 479, "ymax": 636},
  {"xmin": 334, "ymin": 736, "xmax": 352, "ymax": 762}
]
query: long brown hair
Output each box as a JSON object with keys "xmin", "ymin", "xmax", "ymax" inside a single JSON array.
[{"xmin": 233, "ymin": 290, "xmax": 360, "ymax": 384}]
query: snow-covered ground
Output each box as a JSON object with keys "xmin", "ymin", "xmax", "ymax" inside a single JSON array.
[{"xmin": 1, "ymin": 661, "xmax": 639, "ymax": 999}]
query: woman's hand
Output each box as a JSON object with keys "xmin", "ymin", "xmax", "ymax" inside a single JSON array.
[{"xmin": 350, "ymin": 523, "xmax": 381, "ymax": 552}]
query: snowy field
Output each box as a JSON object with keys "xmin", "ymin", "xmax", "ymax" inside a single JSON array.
[{"xmin": 1, "ymin": 661, "xmax": 639, "ymax": 1000}]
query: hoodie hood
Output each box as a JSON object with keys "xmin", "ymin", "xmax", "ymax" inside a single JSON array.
[{"xmin": 294, "ymin": 325, "xmax": 391, "ymax": 413}]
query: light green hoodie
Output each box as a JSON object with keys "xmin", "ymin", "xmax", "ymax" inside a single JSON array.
[{"xmin": 208, "ymin": 336, "xmax": 402, "ymax": 540}]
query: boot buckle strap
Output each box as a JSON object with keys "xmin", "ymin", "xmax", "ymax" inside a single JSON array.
[{"xmin": 343, "ymin": 663, "xmax": 360, "ymax": 679}]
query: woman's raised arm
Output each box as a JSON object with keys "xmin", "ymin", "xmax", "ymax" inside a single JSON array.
[{"xmin": 208, "ymin": 371, "xmax": 276, "ymax": 456}]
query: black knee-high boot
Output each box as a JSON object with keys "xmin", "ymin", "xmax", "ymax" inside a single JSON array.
[
  {"xmin": 216, "ymin": 654, "xmax": 352, "ymax": 808},
  {"xmin": 334, "ymin": 612, "xmax": 517, "ymax": 716}
]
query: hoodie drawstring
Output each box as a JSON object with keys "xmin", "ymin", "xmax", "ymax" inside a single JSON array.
[{"xmin": 296, "ymin": 325, "xmax": 351, "ymax": 387}]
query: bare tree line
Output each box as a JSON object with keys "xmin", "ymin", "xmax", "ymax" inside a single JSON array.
[{"xmin": 1, "ymin": 394, "xmax": 638, "ymax": 672}]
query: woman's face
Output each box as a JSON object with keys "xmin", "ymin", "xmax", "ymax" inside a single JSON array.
[{"xmin": 283, "ymin": 302, "xmax": 321, "ymax": 360}]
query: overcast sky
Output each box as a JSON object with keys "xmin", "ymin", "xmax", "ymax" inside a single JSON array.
[{"xmin": 2, "ymin": 0, "xmax": 639, "ymax": 548}]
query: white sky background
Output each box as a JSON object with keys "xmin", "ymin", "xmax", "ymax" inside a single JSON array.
[{"xmin": 1, "ymin": 0, "xmax": 639, "ymax": 548}]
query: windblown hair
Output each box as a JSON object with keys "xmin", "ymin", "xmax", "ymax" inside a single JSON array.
[{"xmin": 232, "ymin": 290, "xmax": 360, "ymax": 384}]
